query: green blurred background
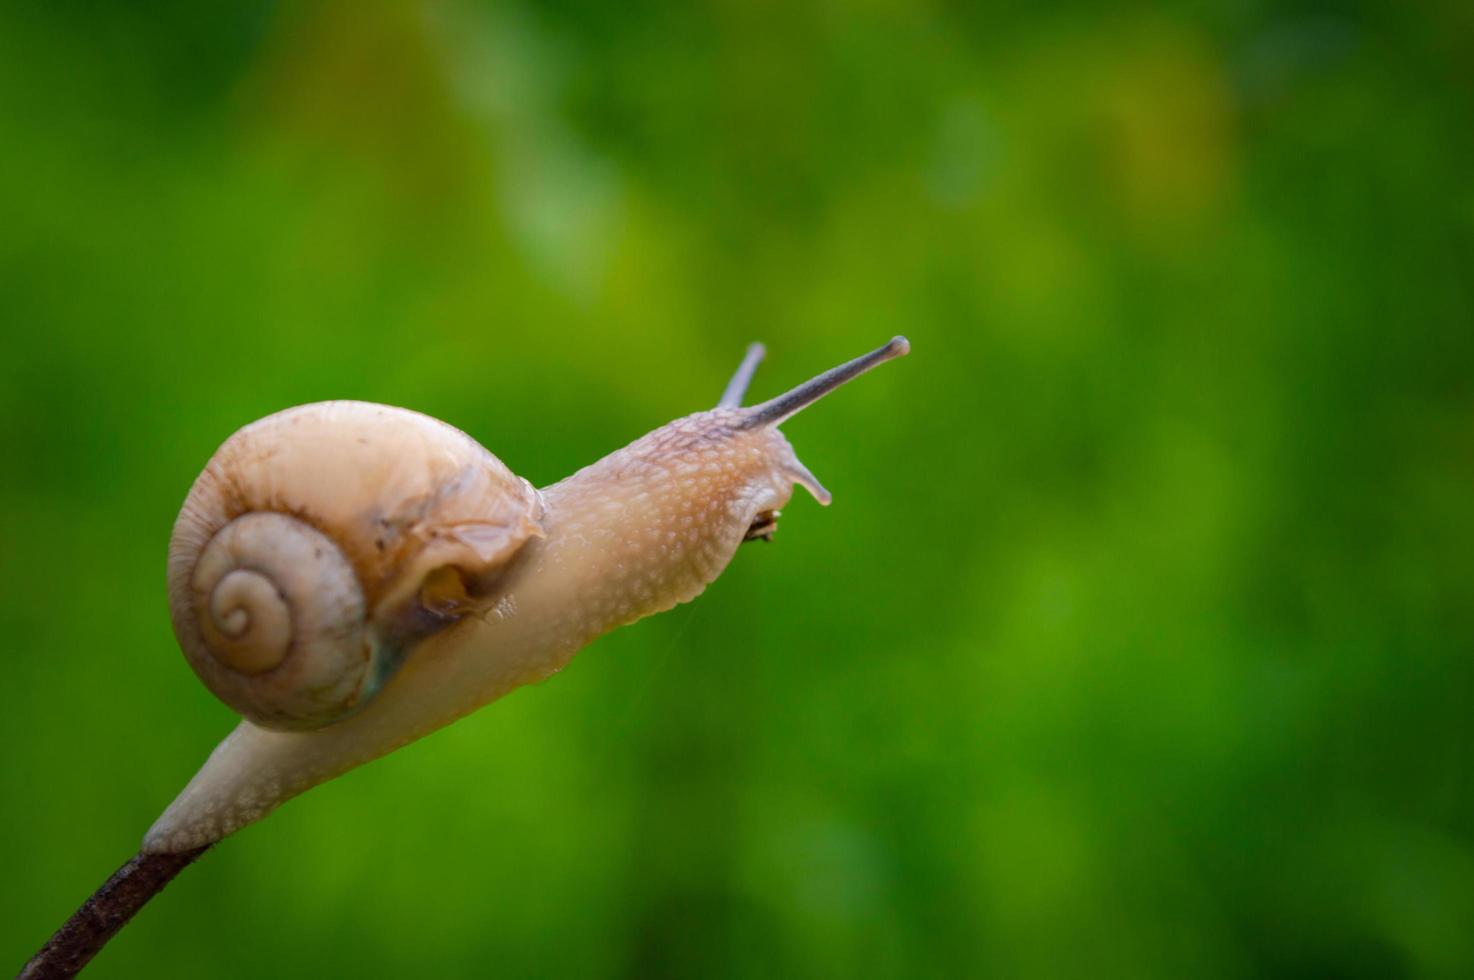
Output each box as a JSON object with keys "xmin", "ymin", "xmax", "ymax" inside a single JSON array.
[{"xmin": 2, "ymin": 1, "xmax": 1472, "ymax": 977}]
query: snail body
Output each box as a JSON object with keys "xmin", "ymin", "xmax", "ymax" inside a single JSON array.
[{"xmin": 145, "ymin": 338, "xmax": 910, "ymax": 853}]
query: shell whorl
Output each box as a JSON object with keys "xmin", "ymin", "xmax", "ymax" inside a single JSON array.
[
  {"xmin": 167, "ymin": 401, "xmax": 545, "ymax": 731},
  {"xmin": 205, "ymin": 567, "xmax": 292, "ymax": 675},
  {"xmin": 179, "ymin": 512, "xmax": 373, "ymax": 729}
]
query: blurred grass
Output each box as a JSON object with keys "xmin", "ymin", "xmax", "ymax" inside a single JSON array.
[{"xmin": 2, "ymin": 1, "xmax": 1472, "ymax": 977}]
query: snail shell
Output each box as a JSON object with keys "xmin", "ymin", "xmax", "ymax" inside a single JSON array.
[{"xmin": 167, "ymin": 401, "xmax": 544, "ymax": 731}]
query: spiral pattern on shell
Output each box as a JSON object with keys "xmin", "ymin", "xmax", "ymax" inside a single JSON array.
[
  {"xmin": 166, "ymin": 400, "xmax": 545, "ymax": 732},
  {"xmin": 179, "ymin": 512, "xmax": 376, "ymax": 729}
]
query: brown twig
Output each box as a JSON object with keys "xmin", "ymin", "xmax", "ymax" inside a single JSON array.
[{"xmin": 17, "ymin": 846, "xmax": 210, "ymax": 979}]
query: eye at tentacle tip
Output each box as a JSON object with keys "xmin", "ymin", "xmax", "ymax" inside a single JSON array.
[
  {"xmin": 738, "ymin": 335, "xmax": 911, "ymax": 430},
  {"xmin": 719, "ymin": 341, "xmax": 768, "ymax": 408}
]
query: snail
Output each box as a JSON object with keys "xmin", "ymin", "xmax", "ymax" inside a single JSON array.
[{"xmin": 21, "ymin": 337, "xmax": 909, "ymax": 979}]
